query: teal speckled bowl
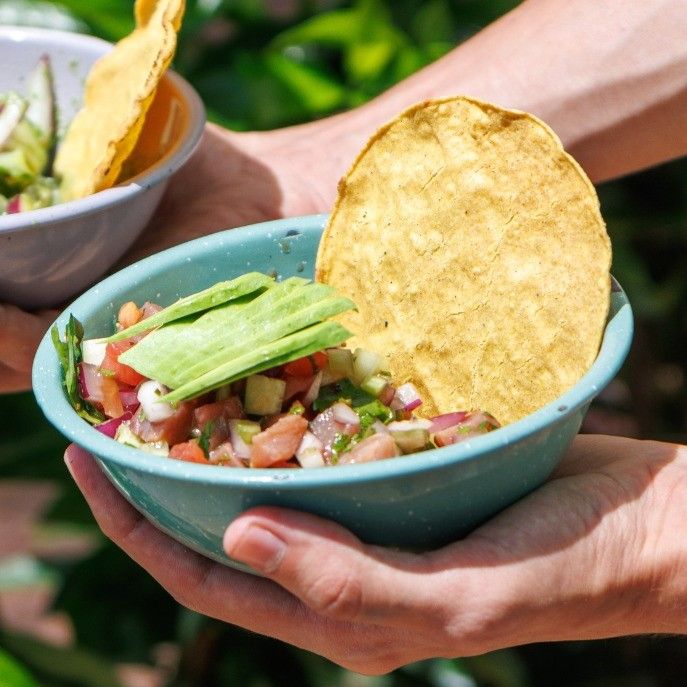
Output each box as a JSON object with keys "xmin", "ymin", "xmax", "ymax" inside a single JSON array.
[{"xmin": 33, "ymin": 215, "xmax": 633, "ymax": 571}]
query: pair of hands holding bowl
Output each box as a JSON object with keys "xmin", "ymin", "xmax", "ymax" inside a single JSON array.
[
  {"xmin": 11, "ymin": 0, "xmax": 687, "ymax": 661},
  {"xmin": 64, "ymin": 434, "xmax": 687, "ymax": 672},
  {"xmin": 20, "ymin": 122, "xmax": 687, "ymax": 670}
]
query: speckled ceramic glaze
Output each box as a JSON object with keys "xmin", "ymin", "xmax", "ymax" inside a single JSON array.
[
  {"xmin": 0, "ymin": 26, "xmax": 205, "ymax": 308},
  {"xmin": 33, "ymin": 215, "xmax": 634, "ymax": 572}
]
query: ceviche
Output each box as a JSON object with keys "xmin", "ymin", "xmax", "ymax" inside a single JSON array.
[{"xmin": 53, "ymin": 274, "xmax": 499, "ymax": 468}]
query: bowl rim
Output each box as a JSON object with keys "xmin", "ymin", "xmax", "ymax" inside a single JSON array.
[
  {"xmin": 32, "ymin": 214, "xmax": 634, "ymax": 487},
  {"xmin": 0, "ymin": 25, "xmax": 205, "ymax": 234}
]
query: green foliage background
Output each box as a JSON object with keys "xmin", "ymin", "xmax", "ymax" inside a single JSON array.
[{"xmin": 1, "ymin": 1, "xmax": 686, "ymax": 686}]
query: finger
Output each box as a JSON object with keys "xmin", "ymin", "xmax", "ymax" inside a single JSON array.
[
  {"xmin": 64, "ymin": 446, "xmax": 338, "ymax": 641},
  {"xmin": 0, "ymin": 303, "xmax": 58, "ymax": 372},
  {"xmin": 65, "ymin": 444, "xmax": 411, "ymax": 669},
  {"xmin": 0, "ymin": 364, "xmax": 34, "ymax": 393},
  {"xmin": 552, "ymin": 433, "xmax": 635, "ymax": 478},
  {"xmin": 223, "ymin": 507, "xmax": 456, "ymax": 630}
]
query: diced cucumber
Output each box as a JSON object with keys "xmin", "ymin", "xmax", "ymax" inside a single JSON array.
[
  {"xmin": 232, "ymin": 419, "xmax": 261, "ymax": 444},
  {"xmin": 352, "ymin": 348, "xmax": 386, "ymax": 385},
  {"xmin": 244, "ymin": 374, "xmax": 286, "ymax": 415},
  {"xmin": 360, "ymin": 374, "xmax": 388, "ymax": 398},
  {"xmin": 389, "ymin": 428, "xmax": 429, "ymax": 454},
  {"xmin": 215, "ymin": 383, "xmax": 233, "ymax": 401},
  {"xmin": 327, "ymin": 347, "xmax": 354, "ymax": 379},
  {"xmin": 0, "ymin": 148, "xmax": 35, "ymax": 192}
]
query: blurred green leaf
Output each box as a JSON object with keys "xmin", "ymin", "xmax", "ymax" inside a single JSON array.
[
  {"xmin": 410, "ymin": 0, "xmax": 455, "ymax": 45},
  {"xmin": 265, "ymin": 52, "xmax": 347, "ymax": 112},
  {"xmin": 54, "ymin": 543, "xmax": 179, "ymax": 662},
  {"xmin": 271, "ymin": 6, "xmax": 366, "ymax": 49},
  {"xmin": 0, "ymin": 632, "xmax": 122, "ymax": 687},
  {"xmin": 0, "ymin": 648, "xmax": 40, "ymax": 687},
  {"xmin": 344, "ymin": 40, "xmax": 397, "ymax": 83},
  {"xmin": 49, "ymin": 0, "xmax": 134, "ymax": 39}
]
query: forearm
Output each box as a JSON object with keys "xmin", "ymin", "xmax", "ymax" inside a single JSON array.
[{"xmin": 288, "ymin": 0, "xmax": 687, "ymax": 199}]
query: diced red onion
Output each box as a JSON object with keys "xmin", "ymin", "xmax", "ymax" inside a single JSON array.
[
  {"xmin": 331, "ymin": 401, "xmax": 360, "ymax": 428},
  {"xmin": 459, "ymin": 411, "xmax": 499, "ymax": 430},
  {"xmin": 429, "ymin": 411, "xmax": 469, "ymax": 433},
  {"xmin": 141, "ymin": 302, "xmax": 163, "ymax": 319},
  {"xmin": 79, "ymin": 363, "xmax": 105, "ymax": 404},
  {"xmin": 310, "ymin": 407, "xmax": 350, "ymax": 454},
  {"xmin": 302, "ymin": 370, "xmax": 323, "ymax": 407},
  {"xmin": 391, "ymin": 382, "xmax": 422, "ymax": 412},
  {"xmin": 378, "ymin": 383, "xmax": 396, "ymax": 406},
  {"xmin": 5, "ymin": 195, "xmax": 21, "ymax": 214},
  {"xmin": 95, "ymin": 411, "xmax": 132, "ymax": 438},
  {"xmin": 119, "ymin": 389, "xmax": 140, "ymax": 413}
]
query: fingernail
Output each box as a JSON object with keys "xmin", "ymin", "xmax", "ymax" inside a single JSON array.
[
  {"xmin": 64, "ymin": 445, "xmax": 77, "ymax": 476},
  {"xmin": 225, "ymin": 523, "xmax": 286, "ymax": 574}
]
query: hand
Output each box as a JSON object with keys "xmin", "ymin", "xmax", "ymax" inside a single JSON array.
[
  {"xmin": 64, "ymin": 434, "xmax": 687, "ymax": 674},
  {"xmin": 1, "ymin": 119, "xmax": 345, "ymax": 393}
]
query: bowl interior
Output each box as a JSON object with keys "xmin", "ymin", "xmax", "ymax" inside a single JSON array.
[{"xmin": 0, "ymin": 26, "xmax": 202, "ymax": 205}]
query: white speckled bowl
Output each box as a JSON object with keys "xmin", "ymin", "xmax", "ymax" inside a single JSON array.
[{"xmin": 0, "ymin": 26, "xmax": 205, "ymax": 309}]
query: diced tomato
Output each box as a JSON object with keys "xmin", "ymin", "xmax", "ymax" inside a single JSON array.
[
  {"xmin": 250, "ymin": 414, "xmax": 308, "ymax": 468},
  {"xmin": 311, "ymin": 351, "xmax": 328, "ymax": 370},
  {"xmin": 101, "ymin": 376, "xmax": 124, "ymax": 418},
  {"xmin": 283, "ymin": 374, "xmax": 314, "ymax": 401},
  {"xmin": 195, "ymin": 397, "xmax": 244, "ymax": 429},
  {"xmin": 194, "ymin": 402, "xmax": 226, "ymax": 427},
  {"xmin": 170, "ymin": 441, "xmax": 210, "ymax": 464},
  {"xmin": 283, "ymin": 356, "xmax": 314, "ymax": 377},
  {"xmin": 101, "ymin": 341, "xmax": 147, "ymax": 387},
  {"xmin": 208, "ymin": 417, "xmax": 229, "ymax": 450},
  {"xmin": 338, "ymin": 433, "xmax": 400, "ymax": 464},
  {"xmin": 131, "ymin": 401, "xmax": 196, "ymax": 446},
  {"xmin": 117, "ymin": 301, "xmax": 143, "ymax": 329}
]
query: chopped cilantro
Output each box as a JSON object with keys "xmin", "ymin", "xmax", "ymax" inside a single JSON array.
[
  {"xmin": 288, "ymin": 400, "xmax": 306, "ymax": 415},
  {"xmin": 51, "ymin": 316, "xmax": 105, "ymax": 425},
  {"xmin": 198, "ymin": 421, "xmax": 214, "ymax": 457},
  {"xmin": 312, "ymin": 379, "xmax": 376, "ymax": 411},
  {"xmin": 355, "ymin": 400, "xmax": 394, "ymax": 435},
  {"xmin": 331, "ymin": 432, "xmax": 352, "ymax": 457}
]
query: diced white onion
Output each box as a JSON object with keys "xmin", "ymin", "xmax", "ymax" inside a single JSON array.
[
  {"xmin": 82, "ymin": 339, "xmax": 108, "ymax": 367},
  {"xmin": 137, "ymin": 380, "xmax": 176, "ymax": 422},
  {"xmin": 371, "ymin": 420, "xmax": 390, "ymax": 434},
  {"xmin": 295, "ymin": 431, "xmax": 325, "ymax": 468},
  {"xmin": 388, "ymin": 419, "xmax": 432, "ymax": 432}
]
